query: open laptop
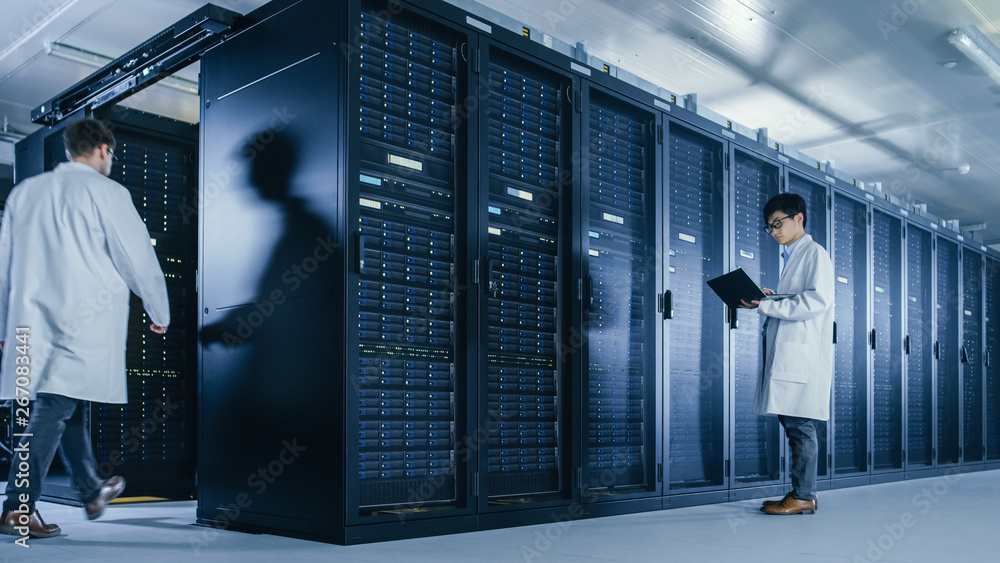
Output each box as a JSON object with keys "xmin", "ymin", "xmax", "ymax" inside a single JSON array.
[{"xmin": 706, "ymin": 268, "xmax": 795, "ymax": 309}]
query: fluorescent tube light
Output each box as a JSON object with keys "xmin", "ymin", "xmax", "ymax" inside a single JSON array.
[{"xmin": 948, "ymin": 27, "xmax": 1000, "ymax": 86}]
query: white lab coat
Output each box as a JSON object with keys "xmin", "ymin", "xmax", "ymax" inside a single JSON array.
[
  {"xmin": 0, "ymin": 162, "xmax": 170, "ymax": 403},
  {"xmin": 754, "ymin": 234, "xmax": 835, "ymax": 420}
]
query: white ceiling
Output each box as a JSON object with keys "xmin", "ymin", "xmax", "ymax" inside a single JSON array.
[{"xmin": 2, "ymin": 0, "xmax": 1000, "ymax": 245}]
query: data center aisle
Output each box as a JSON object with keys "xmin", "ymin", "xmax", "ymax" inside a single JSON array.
[{"xmin": 3, "ymin": 469, "xmax": 999, "ymax": 562}]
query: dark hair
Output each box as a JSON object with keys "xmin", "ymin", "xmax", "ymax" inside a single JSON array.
[
  {"xmin": 63, "ymin": 118, "xmax": 116, "ymax": 159},
  {"xmin": 763, "ymin": 192, "xmax": 807, "ymax": 229}
]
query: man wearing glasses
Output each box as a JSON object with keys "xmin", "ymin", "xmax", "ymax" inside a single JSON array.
[
  {"xmin": 0, "ymin": 118, "xmax": 169, "ymax": 538},
  {"xmin": 739, "ymin": 193, "xmax": 834, "ymax": 515}
]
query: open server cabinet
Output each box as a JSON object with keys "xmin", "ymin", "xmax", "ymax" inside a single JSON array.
[
  {"xmin": 8, "ymin": 107, "xmax": 198, "ymax": 500},
  {"xmin": 196, "ymin": 0, "xmax": 1000, "ymax": 546}
]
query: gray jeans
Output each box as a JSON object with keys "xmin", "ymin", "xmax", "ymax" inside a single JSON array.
[
  {"xmin": 4, "ymin": 393, "xmax": 103, "ymax": 512},
  {"xmin": 778, "ymin": 415, "xmax": 818, "ymax": 501}
]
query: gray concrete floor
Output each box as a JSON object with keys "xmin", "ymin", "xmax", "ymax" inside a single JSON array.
[{"xmin": 3, "ymin": 469, "xmax": 999, "ymax": 562}]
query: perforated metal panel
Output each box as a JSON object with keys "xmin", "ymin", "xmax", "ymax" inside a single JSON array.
[
  {"xmin": 583, "ymin": 91, "xmax": 655, "ymax": 494},
  {"xmin": 484, "ymin": 50, "xmax": 567, "ymax": 500},
  {"xmin": 667, "ymin": 124, "xmax": 725, "ymax": 489},
  {"xmin": 987, "ymin": 257, "xmax": 1000, "ymax": 461},
  {"xmin": 833, "ymin": 194, "xmax": 868, "ymax": 474},
  {"xmin": 872, "ymin": 210, "xmax": 902, "ymax": 471},
  {"xmin": 937, "ymin": 237, "xmax": 960, "ymax": 465},
  {"xmin": 906, "ymin": 225, "xmax": 934, "ymax": 467},
  {"xmin": 355, "ymin": 9, "xmax": 460, "ymax": 509},
  {"xmin": 732, "ymin": 152, "xmax": 780, "ymax": 485},
  {"xmin": 962, "ymin": 248, "xmax": 984, "ymax": 463}
]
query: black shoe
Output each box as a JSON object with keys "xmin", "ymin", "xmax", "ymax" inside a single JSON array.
[{"xmin": 83, "ymin": 476, "xmax": 126, "ymax": 521}]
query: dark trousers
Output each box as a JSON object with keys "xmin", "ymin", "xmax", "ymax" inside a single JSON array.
[
  {"xmin": 778, "ymin": 414, "xmax": 818, "ymax": 501},
  {"xmin": 3, "ymin": 393, "xmax": 102, "ymax": 512}
]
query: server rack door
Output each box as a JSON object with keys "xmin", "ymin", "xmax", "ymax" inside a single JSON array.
[
  {"xmin": 987, "ymin": 257, "xmax": 1000, "ymax": 461},
  {"xmin": 580, "ymin": 88, "xmax": 658, "ymax": 499},
  {"xmin": 936, "ymin": 237, "xmax": 961, "ymax": 466},
  {"xmin": 786, "ymin": 172, "xmax": 831, "ymax": 479},
  {"xmin": 872, "ymin": 210, "xmax": 903, "ymax": 472},
  {"xmin": 351, "ymin": 3, "xmax": 470, "ymax": 517},
  {"xmin": 905, "ymin": 225, "xmax": 935, "ymax": 469},
  {"xmin": 731, "ymin": 150, "xmax": 781, "ymax": 487},
  {"xmin": 832, "ymin": 194, "xmax": 869, "ymax": 475},
  {"xmin": 665, "ymin": 122, "xmax": 726, "ymax": 491},
  {"xmin": 961, "ymin": 247, "xmax": 985, "ymax": 464},
  {"xmin": 479, "ymin": 44, "xmax": 575, "ymax": 506}
]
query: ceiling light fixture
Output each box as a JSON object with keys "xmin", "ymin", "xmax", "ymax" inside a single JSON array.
[
  {"xmin": 45, "ymin": 41, "xmax": 198, "ymax": 96},
  {"xmin": 948, "ymin": 27, "xmax": 1000, "ymax": 85}
]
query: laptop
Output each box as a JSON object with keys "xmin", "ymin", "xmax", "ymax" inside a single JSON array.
[{"xmin": 705, "ymin": 268, "xmax": 795, "ymax": 309}]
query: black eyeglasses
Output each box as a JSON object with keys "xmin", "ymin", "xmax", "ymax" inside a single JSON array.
[
  {"xmin": 763, "ymin": 215, "xmax": 792, "ymax": 233},
  {"xmin": 106, "ymin": 145, "xmax": 118, "ymax": 161}
]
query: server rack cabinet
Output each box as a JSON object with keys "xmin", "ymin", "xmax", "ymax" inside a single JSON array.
[
  {"xmin": 475, "ymin": 38, "xmax": 578, "ymax": 514},
  {"xmin": 199, "ymin": 0, "xmax": 350, "ymax": 541},
  {"xmin": 730, "ymin": 147, "xmax": 782, "ymax": 491},
  {"xmin": 871, "ymin": 204, "xmax": 904, "ymax": 475},
  {"xmin": 664, "ymin": 119, "xmax": 727, "ymax": 494},
  {"xmin": 936, "ymin": 232, "xmax": 961, "ymax": 468},
  {"xmin": 905, "ymin": 221, "xmax": 935, "ymax": 475},
  {"xmin": 961, "ymin": 243, "xmax": 985, "ymax": 466},
  {"xmin": 579, "ymin": 83, "xmax": 661, "ymax": 503},
  {"xmin": 987, "ymin": 254, "xmax": 1000, "ymax": 465},
  {"xmin": 9, "ymin": 108, "xmax": 198, "ymax": 501},
  {"xmin": 351, "ymin": 0, "xmax": 476, "ymax": 530},
  {"xmin": 831, "ymin": 189, "xmax": 871, "ymax": 478},
  {"xmin": 784, "ymin": 164, "xmax": 832, "ymax": 482}
]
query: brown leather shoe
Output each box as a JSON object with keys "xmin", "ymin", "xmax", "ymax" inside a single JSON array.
[
  {"xmin": 0, "ymin": 510, "xmax": 61, "ymax": 538},
  {"xmin": 761, "ymin": 496, "xmax": 816, "ymax": 515},
  {"xmin": 762, "ymin": 493, "xmax": 818, "ymax": 509},
  {"xmin": 83, "ymin": 476, "xmax": 126, "ymax": 521}
]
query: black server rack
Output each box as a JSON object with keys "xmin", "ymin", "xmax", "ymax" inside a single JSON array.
[
  {"xmin": 785, "ymin": 170, "xmax": 831, "ymax": 479},
  {"xmin": 936, "ymin": 236, "xmax": 961, "ymax": 466},
  {"xmin": 731, "ymin": 150, "xmax": 780, "ymax": 487},
  {"xmin": 479, "ymin": 43, "xmax": 574, "ymax": 506},
  {"xmin": 906, "ymin": 223, "xmax": 935, "ymax": 470},
  {"xmin": 354, "ymin": 7, "xmax": 468, "ymax": 515},
  {"xmin": 580, "ymin": 87, "xmax": 658, "ymax": 499},
  {"xmin": 871, "ymin": 208, "xmax": 903, "ymax": 472},
  {"xmin": 665, "ymin": 122, "xmax": 725, "ymax": 491},
  {"xmin": 832, "ymin": 193, "xmax": 869, "ymax": 475},
  {"xmin": 95, "ymin": 115, "xmax": 198, "ymax": 498},
  {"xmin": 9, "ymin": 109, "xmax": 197, "ymax": 501},
  {"xmin": 961, "ymin": 246, "xmax": 984, "ymax": 464},
  {"xmin": 199, "ymin": 0, "xmax": 347, "ymax": 541},
  {"xmin": 987, "ymin": 256, "xmax": 1000, "ymax": 462}
]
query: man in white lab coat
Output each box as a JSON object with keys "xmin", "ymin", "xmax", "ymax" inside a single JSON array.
[
  {"xmin": 0, "ymin": 119, "xmax": 170, "ymax": 539},
  {"xmin": 739, "ymin": 193, "xmax": 834, "ymax": 516}
]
